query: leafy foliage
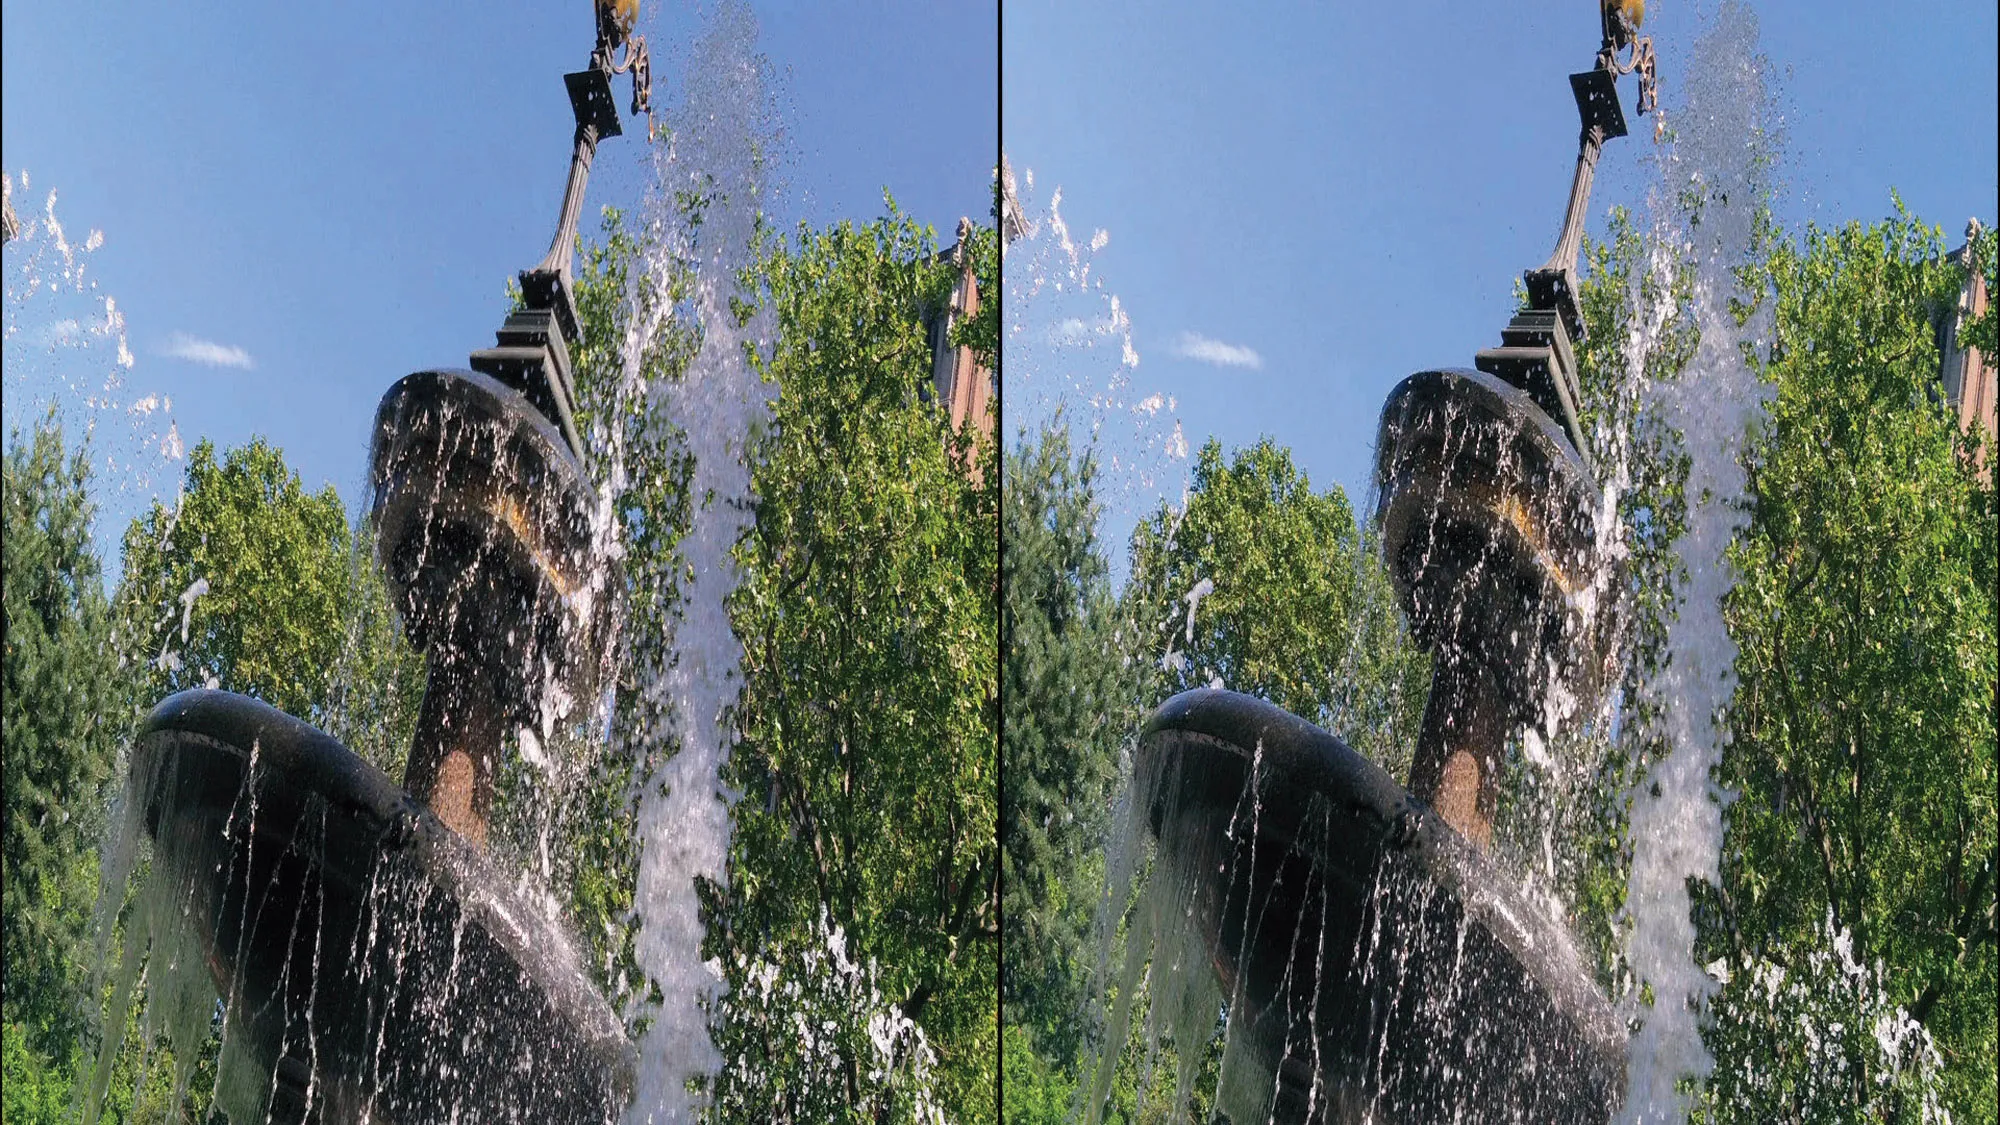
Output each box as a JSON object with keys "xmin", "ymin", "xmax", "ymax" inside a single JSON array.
[
  {"xmin": 1001, "ymin": 1022, "xmax": 1075, "ymax": 1125},
  {"xmin": 1125, "ymin": 437, "xmax": 1429, "ymax": 779},
  {"xmin": 707, "ymin": 209, "xmax": 999, "ymax": 1123},
  {"xmin": 715, "ymin": 911, "xmax": 951, "ymax": 1125},
  {"xmin": 1695, "ymin": 208, "xmax": 1997, "ymax": 1123},
  {"xmin": 115, "ymin": 437, "xmax": 423, "ymax": 775},
  {"xmin": 1000, "ymin": 421, "xmax": 1143, "ymax": 1063},
  {"xmin": 2, "ymin": 419, "xmax": 130, "ymax": 1055}
]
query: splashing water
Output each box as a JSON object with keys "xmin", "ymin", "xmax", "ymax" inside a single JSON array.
[
  {"xmin": 1003, "ymin": 156, "xmax": 1188, "ymax": 516},
  {"xmin": 621, "ymin": 5, "xmax": 777, "ymax": 1120},
  {"xmin": 1615, "ymin": 6, "xmax": 1776, "ymax": 1120},
  {"xmin": 26, "ymin": 4, "xmax": 790, "ymax": 1120},
  {"xmin": 3, "ymin": 171, "xmax": 185, "ymax": 553},
  {"xmin": 1066, "ymin": 6, "xmax": 1796, "ymax": 1121}
]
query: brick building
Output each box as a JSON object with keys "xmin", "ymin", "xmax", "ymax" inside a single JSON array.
[{"xmin": 1939, "ymin": 220, "xmax": 1996, "ymax": 472}]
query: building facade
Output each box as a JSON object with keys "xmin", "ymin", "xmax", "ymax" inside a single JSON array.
[
  {"xmin": 928, "ymin": 217, "xmax": 993, "ymax": 442},
  {"xmin": 1939, "ymin": 221, "xmax": 1995, "ymax": 472}
]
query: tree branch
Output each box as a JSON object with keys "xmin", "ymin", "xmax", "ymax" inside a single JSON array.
[{"xmin": 1908, "ymin": 847, "xmax": 1997, "ymax": 1028}]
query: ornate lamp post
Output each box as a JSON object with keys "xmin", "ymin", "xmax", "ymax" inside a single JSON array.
[
  {"xmin": 1131, "ymin": 5, "xmax": 1658, "ymax": 1121},
  {"xmin": 121, "ymin": 7, "xmax": 652, "ymax": 1122}
]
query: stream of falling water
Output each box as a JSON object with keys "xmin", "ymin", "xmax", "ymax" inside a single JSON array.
[
  {"xmin": 1615, "ymin": 6, "xmax": 1774, "ymax": 1120},
  {"xmin": 620, "ymin": 5, "xmax": 776, "ymax": 1120}
]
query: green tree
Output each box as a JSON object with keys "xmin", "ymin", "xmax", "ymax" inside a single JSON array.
[
  {"xmin": 4, "ymin": 1018, "xmax": 83, "ymax": 1124},
  {"xmin": 1001, "ymin": 1022, "xmax": 1076, "ymax": 1125},
  {"xmin": 1694, "ymin": 209, "xmax": 1997, "ymax": 1123},
  {"xmin": 1125, "ymin": 437, "xmax": 1430, "ymax": 779},
  {"xmin": 115, "ymin": 437, "xmax": 423, "ymax": 776},
  {"xmin": 1076, "ymin": 436, "xmax": 1428, "ymax": 1123},
  {"xmin": 3, "ymin": 419, "xmax": 130, "ymax": 1062},
  {"xmin": 707, "ymin": 208, "xmax": 999, "ymax": 1124},
  {"xmin": 1557, "ymin": 201, "xmax": 1995, "ymax": 1121},
  {"xmin": 1000, "ymin": 421, "xmax": 1142, "ymax": 1067}
]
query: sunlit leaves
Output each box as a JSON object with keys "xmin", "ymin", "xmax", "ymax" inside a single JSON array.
[
  {"xmin": 1700, "ymin": 205, "xmax": 1997, "ymax": 1124},
  {"xmin": 711, "ymin": 207, "xmax": 998, "ymax": 1124},
  {"xmin": 1126, "ymin": 437, "xmax": 1430, "ymax": 780}
]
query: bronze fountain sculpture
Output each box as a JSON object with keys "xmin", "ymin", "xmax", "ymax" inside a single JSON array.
[
  {"xmin": 1133, "ymin": 4, "xmax": 1658, "ymax": 1121},
  {"xmin": 120, "ymin": 5, "xmax": 652, "ymax": 1121}
]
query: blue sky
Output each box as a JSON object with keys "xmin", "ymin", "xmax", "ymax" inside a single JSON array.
[
  {"xmin": 8, "ymin": 1, "xmax": 1995, "ymax": 569},
  {"xmin": 1004, "ymin": 0, "xmax": 1998, "ymax": 553},
  {"xmin": 3, "ymin": 0, "xmax": 996, "ymax": 554}
]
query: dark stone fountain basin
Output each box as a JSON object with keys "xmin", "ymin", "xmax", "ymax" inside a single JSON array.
[
  {"xmin": 131, "ymin": 690, "xmax": 635, "ymax": 1125},
  {"xmin": 1136, "ymin": 688, "xmax": 1625, "ymax": 1125}
]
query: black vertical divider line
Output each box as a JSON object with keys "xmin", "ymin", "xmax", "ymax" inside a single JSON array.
[{"xmin": 992, "ymin": 0, "xmax": 1007, "ymax": 1117}]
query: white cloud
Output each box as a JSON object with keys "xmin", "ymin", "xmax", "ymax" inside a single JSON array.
[
  {"xmin": 1171, "ymin": 331, "xmax": 1262, "ymax": 370},
  {"xmin": 38, "ymin": 319, "xmax": 83, "ymax": 347},
  {"xmin": 162, "ymin": 332, "xmax": 253, "ymax": 370},
  {"xmin": 1047, "ymin": 313, "xmax": 1120, "ymax": 346}
]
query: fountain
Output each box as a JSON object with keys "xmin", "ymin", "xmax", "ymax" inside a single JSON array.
[
  {"xmin": 1131, "ymin": 4, "xmax": 1657, "ymax": 1121},
  {"xmin": 104, "ymin": 5, "xmax": 653, "ymax": 1121}
]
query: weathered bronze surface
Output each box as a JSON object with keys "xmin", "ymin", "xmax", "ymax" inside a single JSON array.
[
  {"xmin": 1374, "ymin": 368, "xmax": 1621, "ymax": 842},
  {"xmin": 382, "ymin": 3, "xmax": 649, "ymax": 842},
  {"xmin": 1137, "ymin": 690, "xmax": 1625, "ymax": 1124},
  {"xmin": 1132, "ymin": 9, "xmax": 1658, "ymax": 1118},
  {"xmin": 370, "ymin": 368, "xmax": 616, "ymax": 843},
  {"xmin": 1383, "ymin": 7, "xmax": 1654, "ymax": 843},
  {"xmin": 133, "ymin": 691, "xmax": 636, "ymax": 1125}
]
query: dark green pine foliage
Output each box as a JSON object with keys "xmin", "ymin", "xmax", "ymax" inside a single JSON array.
[
  {"xmin": 1000, "ymin": 421, "xmax": 1141, "ymax": 1065},
  {"xmin": 2, "ymin": 418, "xmax": 131, "ymax": 1054}
]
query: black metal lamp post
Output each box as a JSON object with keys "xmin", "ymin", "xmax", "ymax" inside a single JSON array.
[
  {"xmin": 122, "ymin": 7, "xmax": 653, "ymax": 1122},
  {"xmin": 1131, "ymin": 5, "xmax": 1658, "ymax": 1121}
]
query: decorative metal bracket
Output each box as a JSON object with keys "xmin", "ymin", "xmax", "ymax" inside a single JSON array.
[
  {"xmin": 468, "ymin": 1, "xmax": 655, "ymax": 470},
  {"xmin": 1597, "ymin": 1, "xmax": 1659, "ymax": 117}
]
